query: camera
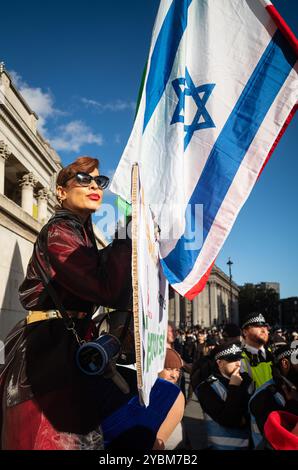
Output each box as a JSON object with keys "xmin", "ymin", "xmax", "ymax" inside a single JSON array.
[{"xmin": 76, "ymin": 334, "xmax": 121, "ymax": 375}]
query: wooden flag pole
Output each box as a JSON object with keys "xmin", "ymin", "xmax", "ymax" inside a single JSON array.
[{"xmin": 131, "ymin": 163, "xmax": 143, "ymax": 391}]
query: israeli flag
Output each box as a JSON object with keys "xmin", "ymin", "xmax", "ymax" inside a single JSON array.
[{"xmin": 111, "ymin": 0, "xmax": 297, "ymax": 299}]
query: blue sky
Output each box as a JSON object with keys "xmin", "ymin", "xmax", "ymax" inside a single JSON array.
[{"xmin": 1, "ymin": 1, "xmax": 297, "ymax": 298}]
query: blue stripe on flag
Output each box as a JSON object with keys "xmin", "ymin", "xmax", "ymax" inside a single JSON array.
[
  {"xmin": 143, "ymin": 0, "xmax": 192, "ymax": 132},
  {"xmin": 161, "ymin": 30, "xmax": 296, "ymax": 285}
]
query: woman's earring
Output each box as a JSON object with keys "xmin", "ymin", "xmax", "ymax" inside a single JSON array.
[
  {"xmin": 56, "ymin": 186, "xmax": 64, "ymax": 207},
  {"xmin": 56, "ymin": 192, "xmax": 64, "ymax": 206}
]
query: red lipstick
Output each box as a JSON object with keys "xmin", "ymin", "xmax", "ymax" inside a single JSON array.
[{"xmin": 88, "ymin": 194, "xmax": 100, "ymax": 201}]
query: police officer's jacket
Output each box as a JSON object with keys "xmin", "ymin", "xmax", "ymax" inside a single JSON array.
[
  {"xmin": 241, "ymin": 346, "xmax": 273, "ymax": 390},
  {"xmin": 196, "ymin": 372, "xmax": 251, "ymax": 450},
  {"xmin": 249, "ymin": 377, "xmax": 298, "ymax": 447}
]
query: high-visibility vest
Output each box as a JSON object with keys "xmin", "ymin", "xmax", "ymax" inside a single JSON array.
[
  {"xmin": 241, "ymin": 349, "xmax": 272, "ymax": 390},
  {"xmin": 200, "ymin": 378, "xmax": 250, "ymax": 450},
  {"xmin": 248, "ymin": 379, "xmax": 286, "ymax": 448}
]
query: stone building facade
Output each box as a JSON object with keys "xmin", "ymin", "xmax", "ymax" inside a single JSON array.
[
  {"xmin": 0, "ymin": 64, "xmax": 106, "ymax": 340},
  {"xmin": 280, "ymin": 297, "xmax": 298, "ymax": 328},
  {"xmin": 169, "ymin": 265, "xmax": 239, "ymax": 328}
]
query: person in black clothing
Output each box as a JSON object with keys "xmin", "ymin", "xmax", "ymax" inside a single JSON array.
[
  {"xmin": 194, "ymin": 329, "xmax": 206, "ymax": 361},
  {"xmin": 221, "ymin": 323, "xmax": 241, "ymax": 345},
  {"xmin": 249, "ymin": 342, "xmax": 298, "ymax": 447},
  {"xmin": 190, "ymin": 337, "xmax": 217, "ymax": 393},
  {"xmin": 182, "ymin": 335, "xmax": 196, "ymax": 364},
  {"xmin": 0, "ymin": 157, "xmax": 133, "ymax": 450},
  {"xmin": 195, "ymin": 343, "xmax": 252, "ymax": 450}
]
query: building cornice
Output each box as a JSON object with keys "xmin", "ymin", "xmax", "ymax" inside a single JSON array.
[
  {"xmin": 0, "ymin": 109, "xmax": 61, "ymax": 179},
  {"xmin": 0, "ymin": 193, "xmax": 42, "ymax": 242},
  {"xmin": 210, "ymin": 264, "xmax": 239, "ymax": 292},
  {"xmin": 0, "ymin": 69, "xmax": 61, "ymax": 173},
  {"xmin": 0, "ymin": 69, "xmax": 38, "ymax": 119}
]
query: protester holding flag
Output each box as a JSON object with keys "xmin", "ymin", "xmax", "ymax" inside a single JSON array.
[{"xmin": 0, "ymin": 156, "xmax": 133, "ymax": 450}]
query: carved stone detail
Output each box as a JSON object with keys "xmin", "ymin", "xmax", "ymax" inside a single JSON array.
[
  {"xmin": 0, "ymin": 140, "xmax": 11, "ymax": 161},
  {"xmin": 19, "ymin": 172, "xmax": 38, "ymax": 188}
]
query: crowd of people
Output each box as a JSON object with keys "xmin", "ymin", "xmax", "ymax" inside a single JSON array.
[{"xmin": 166, "ymin": 316, "xmax": 298, "ymax": 450}]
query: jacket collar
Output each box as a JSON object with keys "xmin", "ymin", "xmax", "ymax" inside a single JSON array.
[{"xmin": 54, "ymin": 207, "xmax": 86, "ymax": 224}]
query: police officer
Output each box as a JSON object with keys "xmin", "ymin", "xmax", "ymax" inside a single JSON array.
[
  {"xmin": 241, "ymin": 313, "xmax": 273, "ymax": 390},
  {"xmin": 195, "ymin": 343, "xmax": 251, "ymax": 450},
  {"xmin": 248, "ymin": 342, "xmax": 298, "ymax": 448}
]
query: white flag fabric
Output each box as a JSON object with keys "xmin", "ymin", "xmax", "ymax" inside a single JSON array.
[
  {"xmin": 132, "ymin": 165, "xmax": 169, "ymax": 406},
  {"xmin": 111, "ymin": 0, "xmax": 297, "ymax": 299}
]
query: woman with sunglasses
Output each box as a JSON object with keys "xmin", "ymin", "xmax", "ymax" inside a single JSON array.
[{"xmin": 0, "ymin": 156, "xmax": 133, "ymax": 450}]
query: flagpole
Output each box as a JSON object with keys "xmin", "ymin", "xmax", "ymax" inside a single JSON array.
[
  {"xmin": 259, "ymin": 0, "xmax": 298, "ymax": 57},
  {"xmin": 131, "ymin": 163, "xmax": 143, "ymax": 393}
]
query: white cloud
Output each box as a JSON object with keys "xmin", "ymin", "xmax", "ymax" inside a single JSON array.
[
  {"xmin": 9, "ymin": 71, "xmax": 103, "ymax": 153},
  {"xmin": 106, "ymin": 169, "xmax": 115, "ymax": 180},
  {"xmin": 9, "ymin": 70, "xmax": 62, "ymax": 134},
  {"xmin": 9, "ymin": 70, "xmax": 24, "ymax": 89},
  {"xmin": 51, "ymin": 120, "xmax": 103, "ymax": 152},
  {"xmin": 82, "ymin": 97, "xmax": 136, "ymax": 113},
  {"xmin": 114, "ymin": 133, "xmax": 121, "ymax": 144}
]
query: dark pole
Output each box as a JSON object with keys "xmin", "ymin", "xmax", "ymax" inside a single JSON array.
[{"xmin": 227, "ymin": 257, "xmax": 233, "ymax": 322}]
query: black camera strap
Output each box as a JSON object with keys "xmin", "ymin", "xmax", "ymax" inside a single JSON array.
[
  {"xmin": 119, "ymin": 311, "xmax": 132, "ymax": 344},
  {"xmin": 30, "ymin": 213, "xmax": 132, "ymax": 392},
  {"xmin": 31, "ymin": 212, "xmax": 90, "ymax": 343},
  {"xmin": 33, "ymin": 247, "xmax": 85, "ymax": 345}
]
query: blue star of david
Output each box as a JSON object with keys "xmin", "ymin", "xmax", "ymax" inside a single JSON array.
[{"xmin": 171, "ymin": 68, "xmax": 216, "ymax": 150}]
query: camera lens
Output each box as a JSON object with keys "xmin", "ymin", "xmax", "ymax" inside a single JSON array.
[
  {"xmin": 76, "ymin": 334, "xmax": 121, "ymax": 375},
  {"xmin": 77, "ymin": 344, "xmax": 106, "ymax": 374}
]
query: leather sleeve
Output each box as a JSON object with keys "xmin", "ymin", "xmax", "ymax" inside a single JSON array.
[{"xmin": 47, "ymin": 221, "xmax": 132, "ymax": 309}]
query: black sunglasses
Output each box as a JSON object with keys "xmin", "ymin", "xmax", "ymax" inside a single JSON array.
[{"xmin": 65, "ymin": 172, "xmax": 110, "ymax": 189}]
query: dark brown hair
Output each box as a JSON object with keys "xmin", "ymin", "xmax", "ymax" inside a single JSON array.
[{"xmin": 56, "ymin": 156, "xmax": 99, "ymax": 187}]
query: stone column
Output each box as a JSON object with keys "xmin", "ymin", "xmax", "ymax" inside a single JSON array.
[
  {"xmin": 202, "ymin": 288, "xmax": 209, "ymax": 327},
  {"xmin": 37, "ymin": 188, "xmax": 50, "ymax": 223},
  {"xmin": 192, "ymin": 296, "xmax": 199, "ymax": 326},
  {"xmin": 210, "ymin": 281, "xmax": 218, "ymax": 326},
  {"xmin": 197, "ymin": 292, "xmax": 203, "ymax": 326},
  {"xmin": 174, "ymin": 291, "xmax": 180, "ymax": 328},
  {"xmin": 0, "ymin": 141, "xmax": 11, "ymax": 194},
  {"xmin": 19, "ymin": 172, "xmax": 37, "ymax": 216},
  {"xmin": 234, "ymin": 294, "xmax": 240, "ymax": 325},
  {"xmin": 225, "ymin": 289, "xmax": 230, "ymax": 323}
]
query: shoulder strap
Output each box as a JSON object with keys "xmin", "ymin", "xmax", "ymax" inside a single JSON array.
[
  {"xmin": 33, "ymin": 249, "xmax": 71, "ymax": 325},
  {"xmin": 211, "ymin": 378, "xmax": 228, "ymax": 401},
  {"xmin": 33, "ymin": 214, "xmax": 81, "ymax": 329}
]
